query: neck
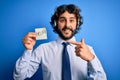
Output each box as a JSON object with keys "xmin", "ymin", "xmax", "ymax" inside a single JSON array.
[{"xmin": 59, "ymin": 36, "xmax": 75, "ymax": 42}]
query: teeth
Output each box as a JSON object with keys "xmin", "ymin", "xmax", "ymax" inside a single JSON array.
[{"xmin": 65, "ymin": 29, "xmax": 69, "ymax": 31}]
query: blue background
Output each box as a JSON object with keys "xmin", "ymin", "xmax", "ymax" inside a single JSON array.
[{"xmin": 0, "ymin": 0, "xmax": 120, "ymax": 80}]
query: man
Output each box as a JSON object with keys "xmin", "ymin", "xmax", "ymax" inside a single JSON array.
[{"xmin": 14, "ymin": 4, "xmax": 107, "ymax": 80}]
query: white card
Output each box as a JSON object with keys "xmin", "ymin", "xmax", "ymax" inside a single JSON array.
[{"xmin": 35, "ymin": 28, "xmax": 47, "ymax": 40}]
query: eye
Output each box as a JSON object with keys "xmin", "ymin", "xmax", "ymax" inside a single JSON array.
[
  {"xmin": 70, "ymin": 19, "xmax": 75, "ymax": 23},
  {"xmin": 59, "ymin": 19, "xmax": 65, "ymax": 23}
]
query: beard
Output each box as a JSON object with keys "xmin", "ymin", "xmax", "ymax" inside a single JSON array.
[{"xmin": 57, "ymin": 26, "xmax": 76, "ymax": 40}]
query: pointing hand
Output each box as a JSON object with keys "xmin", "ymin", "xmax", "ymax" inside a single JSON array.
[{"xmin": 69, "ymin": 38, "xmax": 94, "ymax": 61}]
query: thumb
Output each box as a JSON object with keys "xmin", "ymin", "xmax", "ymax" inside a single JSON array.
[{"xmin": 81, "ymin": 38, "xmax": 85, "ymax": 44}]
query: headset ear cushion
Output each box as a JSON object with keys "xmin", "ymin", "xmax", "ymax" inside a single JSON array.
[
  {"xmin": 54, "ymin": 20, "xmax": 56, "ymax": 27},
  {"xmin": 78, "ymin": 17, "xmax": 83, "ymax": 26}
]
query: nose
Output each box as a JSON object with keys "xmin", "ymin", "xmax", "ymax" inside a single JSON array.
[{"xmin": 65, "ymin": 20, "xmax": 70, "ymax": 28}]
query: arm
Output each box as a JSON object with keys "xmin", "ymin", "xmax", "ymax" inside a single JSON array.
[
  {"xmin": 13, "ymin": 32, "xmax": 42, "ymax": 80},
  {"xmin": 69, "ymin": 38, "xmax": 107, "ymax": 80},
  {"xmin": 13, "ymin": 47, "xmax": 43, "ymax": 80},
  {"xmin": 13, "ymin": 50, "xmax": 37, "ymax": 80},
  {"xmin": 87, "ymin": 47, "xmax": 107, "ymax": 80}
]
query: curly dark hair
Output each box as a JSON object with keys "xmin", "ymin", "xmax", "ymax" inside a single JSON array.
[{"xmin": 50, "ymin": 4, "xmax": 83, "ymax": 34}]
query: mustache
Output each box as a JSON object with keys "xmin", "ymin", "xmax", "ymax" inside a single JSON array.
[{"xmin": 62, "ymin": 27, "xmax": 74, "ymax": 32}]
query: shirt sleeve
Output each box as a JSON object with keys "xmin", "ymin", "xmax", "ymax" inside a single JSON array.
[
  {"xmin": 87, "ymin": 46, "xmax": 107, "ymax": 80},
  {"xmin": 13, "ymin": 45, "xmax": 43, "ymax": 80}
]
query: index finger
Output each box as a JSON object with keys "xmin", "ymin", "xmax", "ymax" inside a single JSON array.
[
  {"xmin": 68, "ymin": 41, "xmax": 81, "ymax": 45},
  {"xmin": 27, "ymin": 32, "xmax": 36, "ymax": 37}
]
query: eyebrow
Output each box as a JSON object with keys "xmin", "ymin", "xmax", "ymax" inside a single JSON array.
[{"xmin": 59, "ymin": 17, "xmax": 76, "ymax": 19}]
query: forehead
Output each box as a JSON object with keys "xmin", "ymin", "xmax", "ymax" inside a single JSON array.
[{"xmin": 59, "ymin": 11, "xmax": 76, "ymax": 19}]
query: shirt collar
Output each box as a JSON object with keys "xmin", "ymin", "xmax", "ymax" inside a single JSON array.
[{"xmin": 56, "ymin": 36, "xmax": 76, "ymax": 47}]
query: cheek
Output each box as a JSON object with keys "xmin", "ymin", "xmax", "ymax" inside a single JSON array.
[
  {"xmin": 73, "ymin": 23, "xmax": 77, "ymax": 29},
  {"xmin": 58, "ymin": 23, "xmax": 65, "ymax": 29}
]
